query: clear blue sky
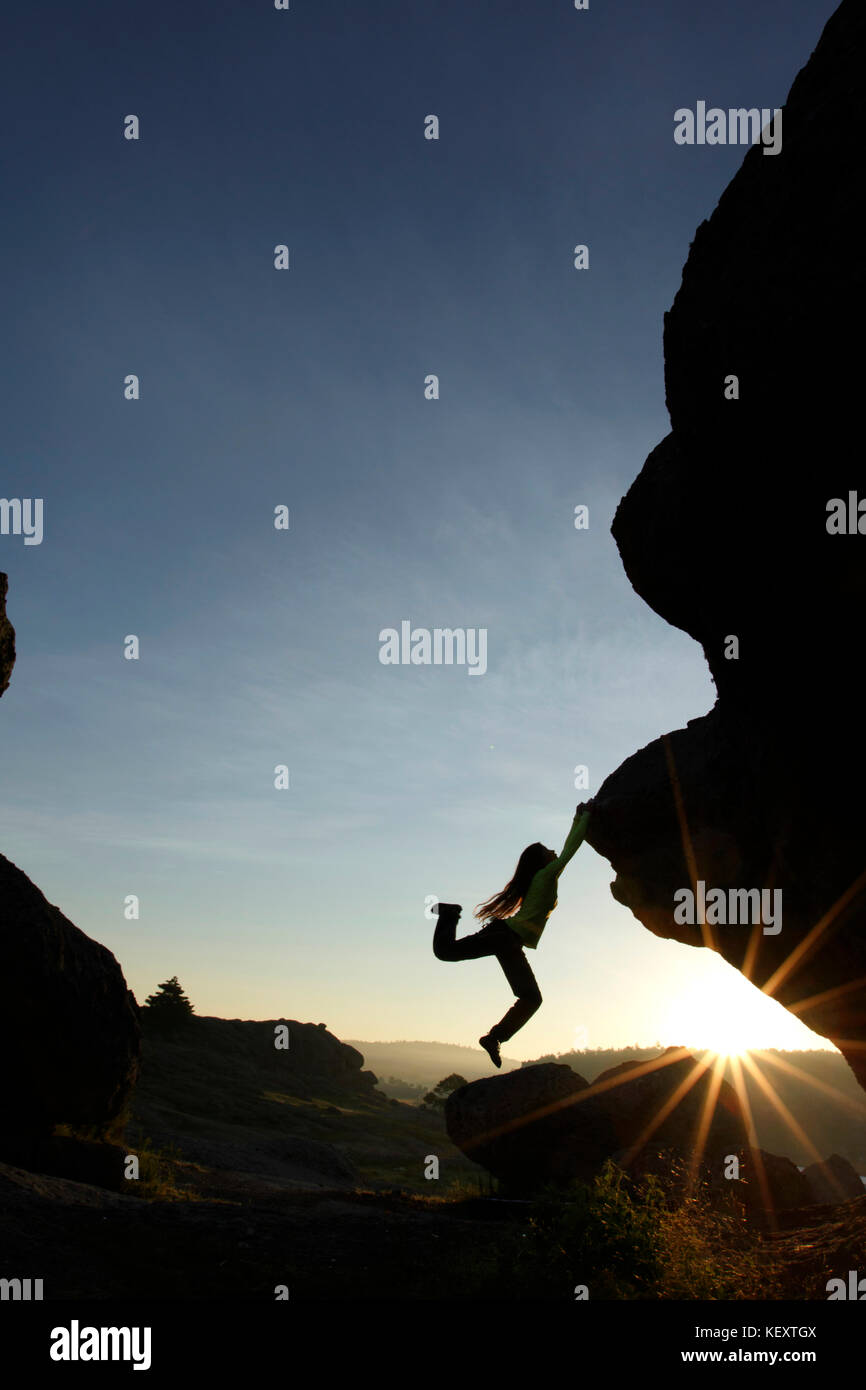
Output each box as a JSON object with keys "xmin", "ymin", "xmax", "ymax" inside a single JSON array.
[{"xmin": 1, "ymin": 0, "xmax": 838, "ymax": 1057}]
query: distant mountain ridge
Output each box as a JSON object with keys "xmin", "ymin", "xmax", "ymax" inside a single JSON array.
[{"xmin": 346, "ymin": 1039, "xmax": 521, "ymax": 1089}]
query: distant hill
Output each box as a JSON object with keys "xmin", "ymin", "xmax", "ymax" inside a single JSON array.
[{"xmin": 345, "ymin": 1039, "xmax": 521, "ymax": 1091}]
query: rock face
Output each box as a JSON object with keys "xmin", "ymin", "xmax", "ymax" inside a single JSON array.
[
  {"xmin": 267, "ymin": 1020, "xmax": 380, "ymax": 1093},
  {"xmin": 446, "ymin": 1057, "xmax": 863, "ymax": 1211},
  {"xmin": 445, "ymin": 1063, "xmax": 599, "ymax": 1188},
  {"xmin": 585, "ymin": 0, "xmax": 866, "ymax": 1086},
  {"xmin": 0, "ymin": 575, "xmax": 140, "ymax": 1171},
  {"xmin": 592, "ymin": 1051, "xmax": 745, "ymax": 1159},
  {"xmin": 726, "ymin": 1149, "xmax": 813, "ymax": 1214},
  {"xmin": 0, "ymin": 853, "xmax": 141, "ymax": 1164},
  {"xmin": 804, "ymin": 1153, "xmax": 865, "ymax": 1206},
  {"xmin": 0, "ymin": 573, "xmax": 15, "ymax": 697},
  {"xmin": 151, "ymin": 1015, "xmax": 383, "ymax": 1099},
  {"xmin": 445, "ymin": 1052, "xmax": 748, "ymax": 1192}
]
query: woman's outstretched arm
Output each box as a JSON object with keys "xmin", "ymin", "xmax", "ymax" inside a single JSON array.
[{"xmin": 551, "ymin": 802, "xmax": 592, "ymax": 875}]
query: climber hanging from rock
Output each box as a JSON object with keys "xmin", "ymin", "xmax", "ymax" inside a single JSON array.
[{"xmin": 432, "ymin": 800, "xmax": 593, "ymax": 1068}]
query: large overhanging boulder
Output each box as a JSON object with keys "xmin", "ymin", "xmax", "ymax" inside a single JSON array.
[{"xmin": 585, "ymin": 0, "xmax": 866, "ymax": 1086}]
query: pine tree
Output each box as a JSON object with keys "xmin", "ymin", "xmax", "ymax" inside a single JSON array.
[{"xmin": 143, "ymin": 975, "xmax": 195, "ymax": 1026}]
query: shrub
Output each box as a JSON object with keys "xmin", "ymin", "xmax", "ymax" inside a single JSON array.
[{"xmin": 489, "ymin": 1159, "xmax": 779, "ymax": 1300}]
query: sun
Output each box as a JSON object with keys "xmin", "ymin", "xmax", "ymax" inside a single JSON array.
[
  {"xmin": 663, "ymin": 990, "xmax": 759, "ymax": 1059},
  {"xmin": 695, "ymin": 1010, "xmax": 757, "ymax": 1059},
  {"xmin": 660, "ymin": 947, "xmax": 833, "ymax": 1059}
]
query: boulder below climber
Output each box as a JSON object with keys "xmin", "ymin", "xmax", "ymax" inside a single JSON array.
[{"xmin": 445, "ymin": 1050, "xmax": 748, "ymax": 1192}]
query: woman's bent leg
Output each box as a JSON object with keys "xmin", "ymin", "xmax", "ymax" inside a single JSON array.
[
  {"xmin": 433, "ymin": 915, "xmax": 510, "ymax": 963},
  {"xmin": 432, "ymin": 904, "xmax": 462, "ymax": 960}
]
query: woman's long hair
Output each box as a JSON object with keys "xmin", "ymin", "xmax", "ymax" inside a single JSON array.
[{"xmin": 474, "ymin": 843, "xmax": 552, "ymax": 922}]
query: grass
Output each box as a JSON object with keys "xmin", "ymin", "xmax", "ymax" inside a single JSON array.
[
  {"xmin": 453, "ymin": 1160, "xmax": 785, "ymax": 1300},
  {"xmin": 131, "ymin": 1136, "xmax": 199, "ymax": 1200}
]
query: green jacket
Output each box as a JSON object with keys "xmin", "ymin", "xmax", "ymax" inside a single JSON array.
[{"xmin": 507, "ymin": 810, "xmax": 590, "ymax": 949}]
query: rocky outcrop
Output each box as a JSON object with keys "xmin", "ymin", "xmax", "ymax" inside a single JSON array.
[
  {"xmin": 0, "ymin": 578, "xmax": 140, "ymax": 1169},
  {"xmin": 0, "ymin": 853, "xmax": 141, "ymax": 1165},
  {"xmin": 723, "ymin": 1150, "xmax": 865, "ymax": 1214},
  {"xmin": 725, "ymin": 1148, "xmax": 813, "ymax": 1214},
  {"xmin": 143, "ymin": 1015, "xmax": 382, "ymax": 1099},
  {"xmin": 124, "ymin": 1014, "xmax": 385, "ymax": 1193},
  {"xmin": 804, "ymin": 1153, "xmax": 865, "ymax": 1206},
  {"xmin": 445, "ymin": 1056, "xmax": 865, "ymax": 1212},
  {"xmin": 445, "ymin": 1063, "xmax": 598, "ymax": 1188},
  {"xmin": 445, "ymin": 1051, "xmax": 749, "ymax": 1192},
  {"xmin": 269, "ymin": 1020, "xmax": 380, "ymax": 1093},
  {"xmin": 0, "ymin": 573, "xmax": 140, "ymax": 1174},
  {"xmin": 0, "ymin": 573, "xmax": 15, "ymax": 697},
  {"xmin": 585, "ymin": 0, "xmax": 866, "ymax": 1085}
]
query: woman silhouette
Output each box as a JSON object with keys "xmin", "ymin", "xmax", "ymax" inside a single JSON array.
[{"xmin": 432, "ymin": 801, "xmax": 592, "ymax": 1067}]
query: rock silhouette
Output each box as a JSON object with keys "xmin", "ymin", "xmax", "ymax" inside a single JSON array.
[
  {"xmin": 726, "ymin": 1149, "xmax": 813, "ymax": 1214},
  {"xmin": 585, "ymin": 0, "xmax": 866, "ymax": 1087},
  {"xmin": 127, "ymin": 1013, "xmax": 382, "ymax": 1193},
  {"xmin": 803, "ymin": 1153, "xmax": 865, "ymax": 1206},
  {"xmin": 0, "ymin": 577, "xmax": 140, "ymax": 1166},
  {"xmin": 725, "ymin": 1149, "xmax": 864, "ymax": 1214},
  {"xmin": 0, "ymin": 852, "xmax": 141, "ymax": 1166},
  {"xmin": 446, "ymin": 1062, "xmax": 598, "ymax": 1187},
  {"xmin": 445, "ymin": 1051, "xmax": 749, "ymax": 1192},
  {"xmin": 140, "ymin": 1013, "xmax": 381, "ymax": 1100},
  {"xmin": 446, "ymin": 1054, "xmax": 863, "ymax": 1212}
]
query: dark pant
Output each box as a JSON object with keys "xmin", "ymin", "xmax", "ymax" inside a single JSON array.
[{"xmin": 433, "ymin": 913, "xmax": 542, "ymax": 1043}]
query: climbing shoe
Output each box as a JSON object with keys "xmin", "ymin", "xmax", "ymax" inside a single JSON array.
[
  {"xmin": 433, "ymin": 902, "xmax": 462, "ymax": 920},
  {"xmin": 479, "ymin": 1033, "xmax": 502, "ymax": 1068}
]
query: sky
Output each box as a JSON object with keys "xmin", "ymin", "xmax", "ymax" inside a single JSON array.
[{"xmin": 1, "ymin": 0, "xmax": 840, "ymax": 1060}]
